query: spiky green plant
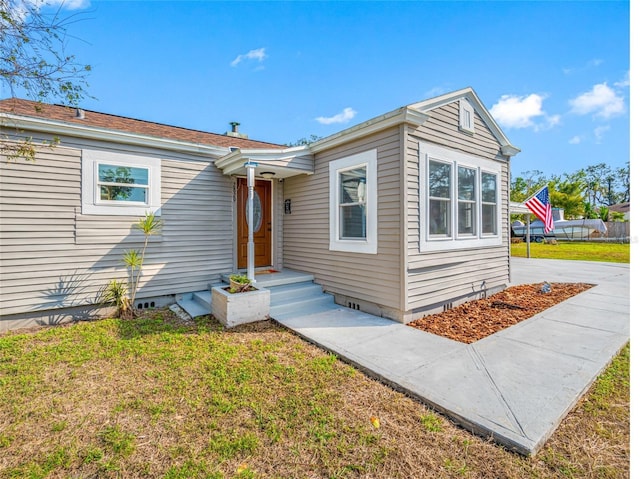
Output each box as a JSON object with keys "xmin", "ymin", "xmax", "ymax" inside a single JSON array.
[
  {"xmin": 105, "ymin": 212, "xmax": 163, "ymax": 318},
  {"xmin": 122, "ymin": 249, "xmax": 143, "ymax": 312},
  {"xmin": 101, "ymin": 279, "xmax": 130, "ymax": 318},
  {"xmin": 127, "ymin": 212, "xmax": 162, "ymax": 314}
]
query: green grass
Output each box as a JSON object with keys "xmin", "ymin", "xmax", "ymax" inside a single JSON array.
[
  {"xmin": 510, "ymin": 241, "xmax": 630, "ymax": 263},
  {"xmin": 0, "ymin": 312, "xmax": 630, "ymax": 478}
]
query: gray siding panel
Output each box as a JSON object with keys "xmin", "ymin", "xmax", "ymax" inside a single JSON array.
[
  {"xmin": 404, "ymin": 101, "xmax": 511, "ymax": 315},
  {"xmin": 283, "ymin": 128, "xmax": 403, "ymax": 313},
  {"xmin": 1, "ymin": 141, "xmax": 234, "ymax": 318}
]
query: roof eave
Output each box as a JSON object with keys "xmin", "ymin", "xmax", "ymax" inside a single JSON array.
[
  {"xmin": 214, "ymin": 145, "xmax": 314, "ymax": 178},
  {"xmin": 0, "ymin": 112, "xmax": 232, "ymax": 157},
  {"xmin": 308, "ymin": 107, "xmax": 430, "ymax": 153}
]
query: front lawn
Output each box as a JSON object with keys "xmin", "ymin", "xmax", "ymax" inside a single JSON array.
[
  {"xmin": 510, "ymin": 241, "xmax": 630, "ymax": 263},
  {"xmin": 0, "ymin": 311, "xmax": 629, "ymax": 478}
]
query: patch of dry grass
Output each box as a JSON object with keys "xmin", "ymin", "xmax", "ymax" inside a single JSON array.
[{"xmin": 0, "ymin": 310, "xmax": 629, "ymax": 478}]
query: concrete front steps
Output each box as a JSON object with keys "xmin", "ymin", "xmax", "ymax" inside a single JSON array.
[
  {"xmin": 176, "ymin": 270, "xmax": 338, "ymax": 321},
  {"xmin": 268, "ymin": 281, "xmax": 339, "ymax": 320},
  {"xmin": 175, "ymin": 283, "xmax": 222, "ymax": 318}
]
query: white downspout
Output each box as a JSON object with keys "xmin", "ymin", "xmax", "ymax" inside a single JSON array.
[{"xmin": 244, "ymin": 161, "xmax": 257, "ymax": 283}]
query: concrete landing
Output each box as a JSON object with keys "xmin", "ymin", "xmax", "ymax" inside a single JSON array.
[{"xmin": 274, "ymin": 258, "xmax": 630, "ymax": 455}]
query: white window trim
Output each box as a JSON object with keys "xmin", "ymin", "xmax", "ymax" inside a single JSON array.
[
  {"xmin": 459, "ymin": 98, "xmax": 475, "ymax": 134},
  {"xmin": 82, "ymin": 149, "xmax": 162, "ymax": 216},
  {"xmin": 329, "ymin": 149, "xmax": 377, "ymax": 254},
  {"xmin": 419, "ymin": 142, "xmax": 501, "ymax": 252}
]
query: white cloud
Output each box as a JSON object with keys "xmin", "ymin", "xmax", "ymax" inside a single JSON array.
[
  {"xmin": 50, "ymin": 0, "xmax": 90, "ymax": 9},
  {"xmin": 568, "ymin": 135, "xmax": 582, "ymax": 145},
  {"xmin": 614, "ymin": 71, "xmax": 630, "ymax": 88},
  {"xmin": 563, "ymin": 58, "xmax": 603, "ymax": 75},
  {"xmin": 231, "ymin": 48, "xmax": 267, "ymax": 67},
  {"xmin": 545, "ymin": 114, "xmax": 561, "ymax": 128},
  {"xmin": 315, "ymin": 107, "xmax": 357, "ymax": 125},
  {"xmin": 569, "ymin": 82, "xmax": 625, "ymax": 119},
  {"xmin": 63, "ymin": 0, "xmax": 91, "ymax": 10},
  {"xmin": 489, "ymin": 93, "xmax": 548, "ymax": 129},
  {"xmin": 423, "ymin": 86, "xmax": 447, "ymax": 98},
  {"xmin": 4, "ymin": 0, "xmax": 89, "ymax": 22},
  {"xmin": 594, "ymin": 125, "xmax": 610, "ymax": 143}
]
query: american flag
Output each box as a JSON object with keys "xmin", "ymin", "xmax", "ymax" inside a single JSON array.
[{"xmin": 524, "ymin": 186, "xmax": 554, "ymax": 233}]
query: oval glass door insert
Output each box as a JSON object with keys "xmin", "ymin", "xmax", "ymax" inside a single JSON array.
[{"xmin": 245, "ymin": 194, "xmax": 263, "ymax": 232}]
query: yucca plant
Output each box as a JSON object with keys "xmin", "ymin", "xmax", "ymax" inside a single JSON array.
[
  {"xmin": 126, "ymin": 212, "xmax": 162, "ymax": 315},
  {"xmin": 104, "ymin": 212, "xmax": 162, "ymax": 318},
  {"xmin": 101, "ymin": 279, "xmax": 131, "ymax": 318}
]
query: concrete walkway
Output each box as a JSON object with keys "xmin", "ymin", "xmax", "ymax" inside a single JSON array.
[{"xmin": 273, "ymin": 258, "xmax": 630, "ymax": 455}]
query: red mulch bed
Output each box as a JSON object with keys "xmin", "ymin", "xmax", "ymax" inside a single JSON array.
[{"xmin": 408, "ymin": 283, "xmax": 594, "ymax": 344}]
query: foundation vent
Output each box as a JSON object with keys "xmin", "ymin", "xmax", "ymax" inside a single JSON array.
[{"xmin": 136, "ymin": 301, "xmax": 156, "ymax": 310}]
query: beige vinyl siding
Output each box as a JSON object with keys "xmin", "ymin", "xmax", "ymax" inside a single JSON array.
[
  {"xmin": 260, "ymin": 154, "xmax": 314, "ymax": 173},
  {"xmin": 283, "ymin": 128, "xmax": 403, "ymax": 313},
  {"xmin": 1, "ymin": 141, "xmax": 233, "ymax": 318},
  {"xmin": 404, "ymin": 101, "xmax": 510, "ymax": 314},
  {"xmin": 272, "ymin": 179, "xmax": 284, "ymax": 270}
]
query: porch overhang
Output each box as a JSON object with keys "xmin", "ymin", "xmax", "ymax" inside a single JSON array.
[
  {"xmin": 510, "ymin": 202, "xmax": 532, "ymax": 215},
  {"xmin": 214, "ymin": 146, "xmax": 314, "ymax": 178}
]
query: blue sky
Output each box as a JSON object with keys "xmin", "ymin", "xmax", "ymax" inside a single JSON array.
[{"xmin": 5, "ymin": 1, "xmax": 631, "ymax": 178}]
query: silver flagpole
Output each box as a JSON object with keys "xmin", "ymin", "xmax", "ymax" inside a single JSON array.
[{"xmin": 526, "ymin": 213, "xmax": 531, "ymax": 258}]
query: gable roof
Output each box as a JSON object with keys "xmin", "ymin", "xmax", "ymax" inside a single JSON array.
[
  {"xmin": 0, "ymin": 98, "xmax": 283, "ymax": 150},
  {"xmin": 608, "ymin": 202, "xmax": 630, "ymax": 214},
  {"xmin": 408, "ymin": 87, "xmax": 520, "ymax": 156},
  {"xmin": 309, "ymin": 87, "xmax": 519, "ymax": 157}
]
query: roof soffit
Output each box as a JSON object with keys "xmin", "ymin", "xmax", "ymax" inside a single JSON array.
[
  {"xmin": 307, "ymin": 107, "xmax": 430, "ymax": 154},
  {"xmin": 214, "ymin": 146, "xmax": 314, "ymax": 177}
]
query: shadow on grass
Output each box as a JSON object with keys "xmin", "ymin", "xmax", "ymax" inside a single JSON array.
[
  {"xmin": 114, "ymin": 309, "xmax": 219, "ymax": 340},
  {"xmin": 114, "ymin": 308, "xmax": 284, "ymax": 340}
]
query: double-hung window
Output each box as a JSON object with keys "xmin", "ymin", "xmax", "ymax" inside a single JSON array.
[
  {"xmin": 339, "ymin": 167, "xmax": 367, "ymax": 240},
  {"xmin": 457, "ymin": 166, "xmax": 477, "ymax": 236},
  {"xmin": 428, "ymin": 160, "xmax": 452, "ymax": 237},
  {"xmin": 329, "ymin": 149, "xmax": 377, "ymax": 254},
  {"xmin": 481, "ymin": 172, "xmax": 498, "ymax": 235},
  {"xmin": 82, "ymin": 149, "xmax": 161, "ymax": 216},
  {"xmin": 419, "ymin": 142, "xmax": 501, "ymax": 252}
]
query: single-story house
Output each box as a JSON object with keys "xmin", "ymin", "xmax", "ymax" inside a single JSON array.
[
  {"xmin": 607, "ymin": 202, "xmax": 630, "ymax": 221},
  {"xmin": 0, "ymin": 87, "xmax": 519, "ymax": 331}
]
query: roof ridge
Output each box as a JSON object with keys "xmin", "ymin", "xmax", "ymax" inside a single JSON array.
[{"xmin": 50, "ymin": 101, "xmax": 239, "ymax": 140}]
